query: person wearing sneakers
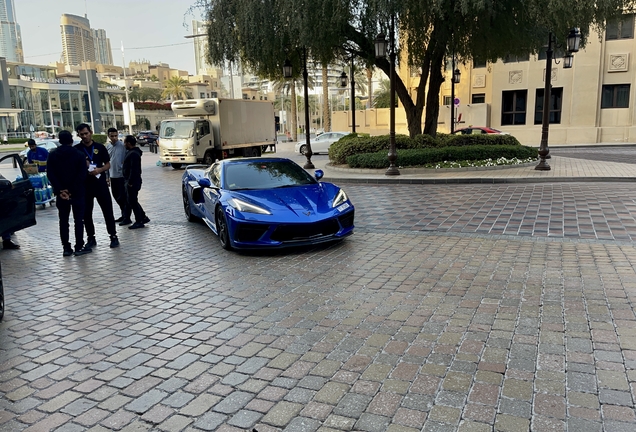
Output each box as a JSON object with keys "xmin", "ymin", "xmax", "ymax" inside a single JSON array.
[
  {"xmin": 106, "ymin": 127, "xmax": 128, "ymax": 224},
  {"xmin": 122, "ymin": 135, "xmax": 150, "ymax": 229},
  {"xmin": 74, "ymin": 123, "xmax": 119, "ymax": 248},
  {"xmin": 47, "ymin": 130, "xmax": 91, "ymax": 256}
]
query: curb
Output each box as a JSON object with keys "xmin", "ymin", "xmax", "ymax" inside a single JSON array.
[{"xmin": 322, "ymin": 175, "xmax": 636, "ymax": 185}]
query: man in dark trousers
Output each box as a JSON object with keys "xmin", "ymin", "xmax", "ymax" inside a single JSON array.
[
  {"xmin": 74, "ymin": 123, "xmax": 119, "ymax": 248},
  {"xmin": 123, "ymin": 135, "xmax": 150, "ymax": 229},
  {"xmin": 106, "ymin": 127, "xmax": 128, "ymax": 224},
  {"xmin": 47, "ymin": 130, "xmax": 91, "ymax": 256}
]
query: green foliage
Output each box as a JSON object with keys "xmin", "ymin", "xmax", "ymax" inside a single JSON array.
[
  {"xmin": 93, "ymin": 134, "xmax": 107, "ymax": 144},
  {"xmin": 372, "ymin": 79, "xmax": 391, "ymax": 109},
  {"xmin": 330, "ymin": 133, "xmax": 523, "ymax": 164},
  {"xmin": 346, "ymin": 145, "xmax": 538, "ymax": 169}
]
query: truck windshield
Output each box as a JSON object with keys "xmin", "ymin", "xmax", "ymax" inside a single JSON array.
[{"xmin": 160, "ymin": 120, "xmax": 195, "ymax": 139}]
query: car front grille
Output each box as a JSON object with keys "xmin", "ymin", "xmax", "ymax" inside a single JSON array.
[{"xmin": 270, "ymin": 218, "xmax": 340, "ymax": 242}]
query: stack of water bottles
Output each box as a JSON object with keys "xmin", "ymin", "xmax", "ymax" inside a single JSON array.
[{"xmin": 28, "ymin": 173, "xmax": 54, "ymax": 204}]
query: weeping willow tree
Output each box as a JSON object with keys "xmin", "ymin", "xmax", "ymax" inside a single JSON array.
[{"xmin": 202, "ymin": 0, "xmax": 634, "ymax": 137}]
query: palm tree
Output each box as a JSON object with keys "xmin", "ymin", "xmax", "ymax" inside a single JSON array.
[
  {"xmin": 272, "ymin": 75, "xmax": 314, "ymax": 141},
  {"xmin": 162, "ymin": 76, "xmax": 191, "ymax": 101},
  {"xmin": 373, "ymin": 79, "xmax": 391, "ymax": 108}
]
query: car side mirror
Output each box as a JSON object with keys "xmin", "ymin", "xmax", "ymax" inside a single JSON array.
[
  {"xmin": 314, "ymin": 170, "xmax": 324, "ymax": 180},
  {"xmin": 198, "ymin": 178, "xmax": 211, "ymax": 188}
]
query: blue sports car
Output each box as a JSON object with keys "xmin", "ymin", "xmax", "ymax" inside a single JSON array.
[{"xmin": 181, "ymin": 157, "xmax": 355, "ymax": 250}]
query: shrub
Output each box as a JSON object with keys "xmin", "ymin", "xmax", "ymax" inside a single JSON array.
[
  {"xmin": 329, "ymin": 133, "xmax": 522, "ymax": 164},
  {"xmin": 346, "ymin": 145, "xmax": 537, "ymax": 169}
]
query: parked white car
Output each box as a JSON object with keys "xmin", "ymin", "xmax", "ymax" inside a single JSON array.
[{"xmin": 295, "ymin": 131, "xmax": 350, "ymax": 155}]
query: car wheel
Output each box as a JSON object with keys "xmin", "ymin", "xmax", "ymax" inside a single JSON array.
[
  {"xmin": 299, "ymin": 144, "xmax": 307, "ymax": 155},
  {"xmin": 171, "ymin": 163, "xmax": 182, "ymax": 170},
  {"xmin": 215, "ymin": 206, "xmax": 232, "ymax": 250},
  {"xmin": 203, "ymin": 151, "xmax": 214, "ymax": 165},
  {"xmin": 182, "ymin": 186, "xmax": 198, "ymax": 222}
]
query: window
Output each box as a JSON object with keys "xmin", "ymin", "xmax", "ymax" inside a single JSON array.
[
  {"xmin": 503, "ymin": 54, "xmax": 530, "ymax": 63},
  {"xmin": 471, "ymin": 94, "xmax": 485, "ymax": 104},
  {"xmin": 200, "ymin": 92, "xmax": 205, "ymax": 98},
  {"xmin": 606, "ymin": 14, "xmax": 635, "ymax": 40},
  {"xmin": 534, "ymin": 88, "xmax": 563, "ymax": 124},
  {"xmin": 501, "ymin": 90, "xmax": 527, "ymax": 125},
  {"xmin": 473, "ymin": 59, "xmax": 486, "ymax": 68},
  {"xmin": 601, "ymin": 84, "xmax": 630, "ymax": 108},
  {"xmin": 443, "ymin": 96, "xmax": 452, "ymax": 106}
]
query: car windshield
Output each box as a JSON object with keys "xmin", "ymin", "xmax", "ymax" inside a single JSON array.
[
  {"xmin": 160, "ymin": 121, "xmax": 194, "ymax": 139},
  {"xmin": 223, "ymin": 160, "xmax": 317, "ymax": 190}
]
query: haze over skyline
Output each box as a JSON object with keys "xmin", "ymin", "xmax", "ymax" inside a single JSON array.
[{"xmin": 14, "ymin": 0, "xmax": 204, "ymax": 73}]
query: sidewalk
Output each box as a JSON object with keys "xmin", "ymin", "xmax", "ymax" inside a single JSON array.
[{"xmin": 314, "ymin": 155, "xmax": 636, "ymax": 184}]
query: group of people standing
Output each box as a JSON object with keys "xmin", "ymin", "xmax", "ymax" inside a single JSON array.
[{"xmin": 44, "ymin": 124, "xmax": 150, "ymax": 256}]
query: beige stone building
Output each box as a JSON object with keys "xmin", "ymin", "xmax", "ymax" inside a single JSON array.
[{"xmin": 333, "ymin": 14, "xmax": 636, "ymax": 146}]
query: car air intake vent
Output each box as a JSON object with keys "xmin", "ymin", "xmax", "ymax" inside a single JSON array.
[
  {"xmin": 338, "ymin": 211, "xmax": 354, "ymax": 229},
  {"xmin": 235, "ymin": 223, "xmax": 269, "ymax": 242},
  {"xmin": 271, "ymin": 219, "xmax": 340, "ymax": 242}
]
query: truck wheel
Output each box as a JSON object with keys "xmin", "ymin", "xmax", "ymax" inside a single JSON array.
[
  {"xmin": 171, "ymin": 163, "xmax": 182, "ymax": 170},
  {"xmin": 215, "ymin": 207, "xmax": 232, "ymax": 250},
  {"xmin": 204, "ymin": 151, "xmax": 214, "ymax": 165}
]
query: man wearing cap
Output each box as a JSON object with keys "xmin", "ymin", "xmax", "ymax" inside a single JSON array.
[
  {"xmin": 26, "ymin": 139, "xmax": 49, "ymax": 172},
  {"xmin": 47, "ymin": 130, "xmax": 91, "ymax": 256}
]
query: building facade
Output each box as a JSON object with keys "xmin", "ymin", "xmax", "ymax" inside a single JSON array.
[
  {"xmin": 60, "ymin": 14, "xmax": 95, "ymax": 67},
  {"xmin": 0, "ymin": 0, "xmax": 23, "ymax": 62},
  {"xmin": 92, "ymin": 28, "xmax": 113, "ymax": 66}
]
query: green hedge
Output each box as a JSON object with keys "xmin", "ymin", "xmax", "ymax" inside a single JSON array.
[
  {"xmin": 329, "ymin": 133, "xmax": 522, "ymax": 165},
  {"xmin": 346, "ymin": 145, "xmax": 538, "ymax": 169}
]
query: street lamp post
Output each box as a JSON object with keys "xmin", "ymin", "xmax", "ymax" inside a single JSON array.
[
  {"xmin": 283, "ymin": 47, "xmax": 314, "ymax": 169},
  {"xmin": 376, "ymin": 13, "xmax": 400, "ymax": 176},
  {"xmin": 450, "ymin": 55, "xmax": 461, "ymax": 134},
  {"xmin": 536, "ymin": 27, "xmax": 580, "ymax": 170},
  {"xmin": 121, "ymin": 42, "xmax": 133, "ymax": 135},
  {"xmin": 339, "ymin": 58, "xmax": 356, "ymax": 133}
]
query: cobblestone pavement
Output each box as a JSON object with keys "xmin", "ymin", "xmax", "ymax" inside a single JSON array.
[
  {"xmin": 1, "ymin": 156, "xmax": 636, "ymax": 431},
  {"xmin": 550, "ymin": 146, "xmax": 636, "ymax": 165}
]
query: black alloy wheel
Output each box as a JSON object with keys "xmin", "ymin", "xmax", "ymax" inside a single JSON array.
[{"xmin": 215, "ymin": 207, "xmax": 232, "ymax": 250}]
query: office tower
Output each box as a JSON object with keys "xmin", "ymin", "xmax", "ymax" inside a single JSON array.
[
  {"xmin": 0, "ymin": 0, "xmax": 24, "ymax": 62},
  {"xmin": 192, "ymin": 20, "xmax": 216, "ymax": 75},
  {"xmin": 92, "ymin": 28, "xmax": 113, "ymax": 65},
  {"xmin": 60, "ymin": 14, "xmax": 95, "ymax": 66}
]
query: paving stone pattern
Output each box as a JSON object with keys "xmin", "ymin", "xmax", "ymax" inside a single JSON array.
[{"xmin": 1, "ymin": 157, "xmax": 635, "ymax": 431}]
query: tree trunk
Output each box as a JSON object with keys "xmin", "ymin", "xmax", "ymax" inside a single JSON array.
[
  {"xmin": 291, "ymin": 85, "xmax": 297, "ymax": 141},
  {"xmin": 424, "ymin": 48, "xmax": 446, "ymax": 136},
  {"xmin": 322, "ymin": 65, "xmax": 330, "ymax": 132},
  {"xmin": 366, "ymin": 68, "xmax": 373, "ymax": 109}
]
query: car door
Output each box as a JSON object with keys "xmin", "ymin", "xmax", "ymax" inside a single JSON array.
[
  {"xmin": 0, "ymin": 155, "xmax": 36, "ymax": 237},
  {"xmin": 313, "ymin": 133, "xmax": 331, "ymax": 154}
]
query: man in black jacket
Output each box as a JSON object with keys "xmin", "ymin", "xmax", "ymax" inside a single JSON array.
[
  {"xmin": 47, "ymin": 130, "xmax": 91, "ymax": 256},
  {"xmin": 123, "ymin": 135, "xmax": 150, "ymax": 229},
  {"xmin": 75, "ymin": 123, "xmax": 119, "ymax": 248}
]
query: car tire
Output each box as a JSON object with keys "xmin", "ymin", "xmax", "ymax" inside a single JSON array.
[
  {"xmin": 299, "ymin": 144, "xmax": 307, "ymax": 155},
  {"xmin": 215, "ymin": 206, "xmax": 232, "ymax": 250},
  {"xmin": 183, "ymin": 186, "xmax": 198, "ymax": 222},
  {"xmin": 171, "ymin": 163, "xmax": 182, "ymax": 170}
]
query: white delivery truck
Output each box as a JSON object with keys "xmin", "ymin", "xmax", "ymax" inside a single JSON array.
[{"xmin": 158, "ymin": 98, "xmax": 277, "ymax": 169}]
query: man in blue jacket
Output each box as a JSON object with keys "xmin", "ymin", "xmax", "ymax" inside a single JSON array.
[
  {"xmin": 26, "ymin": 139, "xmax": 49, "ymax": 172},
  {"xmin": 47, "ymin": 131, "xmax": 91, "ymax": 256}
]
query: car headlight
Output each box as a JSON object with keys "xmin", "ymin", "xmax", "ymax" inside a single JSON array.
[
  {"xmin": 332, "ymin": 188, "xmax": 348, "ymax": 208},
  {"xmin": 227, "ymin": 197, "xmax": 272, "ymax": 215}
]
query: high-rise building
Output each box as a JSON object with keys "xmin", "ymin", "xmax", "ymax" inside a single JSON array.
[
  {"xmin": 0, "ymin": 0, "xmax": 24, "ymax": 62},
  {"xmin": 192, "ymin": 20, "xmax": 216, "ymax": 75},
  {"xmin": 60, "ymin": 14, "xmax": 95, "ymax": 66},
  {"xmin": 92, "ymin": 28, "xmax": 113, "ymax": 65}
]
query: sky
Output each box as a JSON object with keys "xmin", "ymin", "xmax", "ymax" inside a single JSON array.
[{"xmin": 15, "ymin": 0, "xmax": 205, "ymax": 73}]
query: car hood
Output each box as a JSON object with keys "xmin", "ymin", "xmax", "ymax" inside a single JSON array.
[{"xmin": 230, "ymin": 183, "xmax": 341, "ymax": 217}]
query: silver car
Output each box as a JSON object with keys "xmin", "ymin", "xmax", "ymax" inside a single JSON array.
[{"xmin": 295, "ymin": 131, "xmax": 349, "ymax": 155}]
